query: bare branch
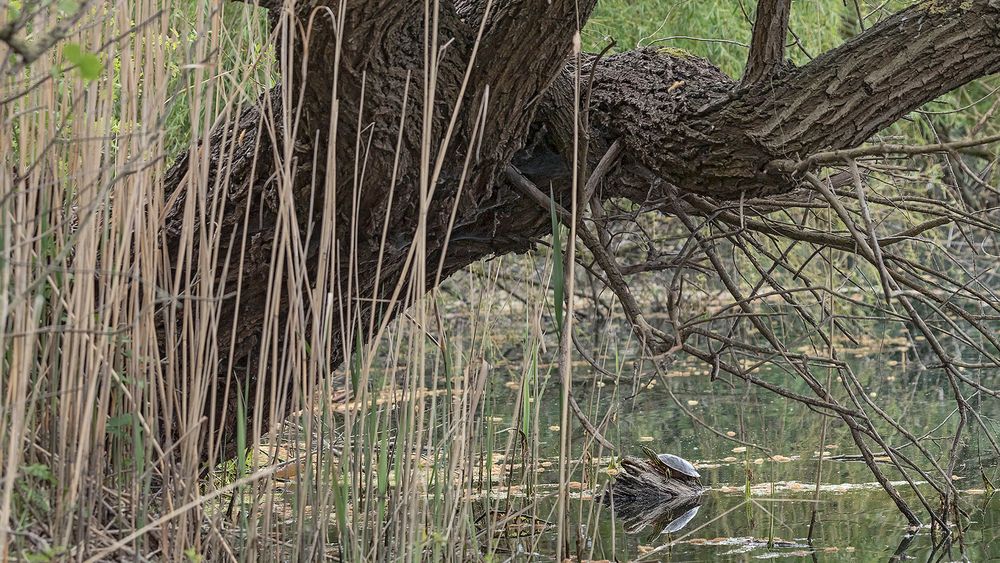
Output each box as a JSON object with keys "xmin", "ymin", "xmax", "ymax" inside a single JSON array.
[
  {"xmin": 0, "ymin": 0, "xmax": 94, "ymax": 73},
  {"xmin": 774, "ymin": 132, "xmax": 1000, "ymax": 173}
]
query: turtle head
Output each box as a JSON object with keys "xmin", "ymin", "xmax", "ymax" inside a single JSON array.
[{"xmin": 640, "ymin": 445, "xmax": 661, "ymax": 465}]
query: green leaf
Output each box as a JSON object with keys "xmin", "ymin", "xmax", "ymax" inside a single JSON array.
[
  {"xmin": 57, "ymin": 0, "xmax": 78, "ymax": 15},
  {"xmin": 350, "ymin": 330, "xmax": 363, "ymax": 396},
  {"xmin": 7, "ymin": 0, "xmax": 21, "ymax": 21},
  {"xmin": 22, "ymin": 463, "xmax": 53, "ymax": 483},
  {"xmin": 106, "ymin": 413, "xmax": 133, "ymax": 439},
  {"xmin": 24, "ymin": 547, "xmax": 66, "ymax": 563},
  {"xmin": 63, "ymin": 43, "xmax": 102, "ymax": 81},
  {"xmin": 549, "ymin": 188, "xmax": 564, "ymax": 335}
]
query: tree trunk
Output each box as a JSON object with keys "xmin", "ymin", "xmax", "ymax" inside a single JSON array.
[{"xmin": 159, "ymin": 0, "xmax": 1000, "ymax": 460}]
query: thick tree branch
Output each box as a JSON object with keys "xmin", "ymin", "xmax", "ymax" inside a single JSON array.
[
  {"xmin": 466, "ymin": 0, "xmax": 600, "ymax": 162},
  {"xmin": 540, "ymin": 0, "xmax": 1000, "ymax": 200},
  {"xmin": 739, "ymin": 0, "xmax": 1000, "ymax": 161},
  {"xmin": 741, "ymin": 0, "xmax": 792, "ymax": 86},
  {"xmin": 160, "ymin": 0, "xmax": 1000, "ymax": 462}
]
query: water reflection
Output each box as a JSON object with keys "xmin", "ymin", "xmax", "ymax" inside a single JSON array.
[
  {"xmin": 610, "ymin": 495, "xmax": 704, "ymax": 540},
  {"xmin": 479, "ymin": 356, "xmax": 999, "ymax": 560}
]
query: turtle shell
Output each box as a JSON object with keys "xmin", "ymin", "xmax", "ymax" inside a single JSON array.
[
  {"xmin": 640, "ymin": 445, "xmax": 702, "ymax": 479},
  {"xmin": 655, "ymin": 452, "xmax": 701, "ymax": 479}
]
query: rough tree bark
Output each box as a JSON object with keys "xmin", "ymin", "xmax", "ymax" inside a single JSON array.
[
  {"xmin": 741, "ymin": 0, "xmax": 791, "ymax": 86},
  {"xmin": 159, "ymin": 0, "xmax": 1000, "ymax": 461}
]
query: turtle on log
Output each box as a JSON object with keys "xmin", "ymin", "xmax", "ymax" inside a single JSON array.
[
  {"xmin": 602, "ymin": 446, "xmax": 706, "ymax": 536},
  {"xmin": 641, "ymin": 445, "xmax": 702, "ymax": 484}
]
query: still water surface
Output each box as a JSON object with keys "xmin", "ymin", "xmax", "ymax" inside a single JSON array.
[{"xmin": 475, "ymin": 358, "xmax": 999, "ymax": 561}]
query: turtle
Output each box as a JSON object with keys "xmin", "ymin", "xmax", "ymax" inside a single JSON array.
[{"xmin": 641, "ymin": 445, "xmax": 702, "ymax": 484}]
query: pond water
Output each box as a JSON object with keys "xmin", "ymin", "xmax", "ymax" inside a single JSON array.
[
  {"xmin": 252, "ymin": 335, "xmax": 999, "ymax": 561},
  {"xmin": 470, "ymin": 356, "xmax": 1000, "ymax": 561}
]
